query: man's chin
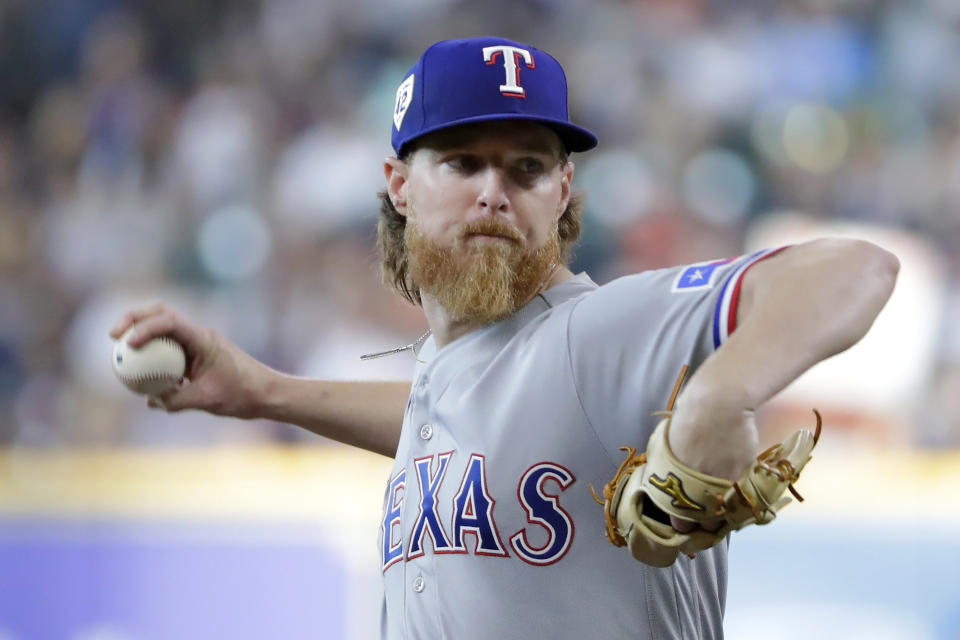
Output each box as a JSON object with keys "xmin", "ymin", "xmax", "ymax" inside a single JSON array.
[
  {"xmin": 447, "ymin": 299, "xmax": 516, "ymax": 326},
  {"xmin": 425, "ymin": 266, "xmax": 518, "ymax": 325},
  {"xmin": 406, "ymin": 223, "xmax": 560, "ymax": 325}
]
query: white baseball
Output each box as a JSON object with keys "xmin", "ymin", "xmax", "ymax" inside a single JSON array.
[{"xmin": 112, "ymin": 326, "xmax": 186, "ymax": 396}]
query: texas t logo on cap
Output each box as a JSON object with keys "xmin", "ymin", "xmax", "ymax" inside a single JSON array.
[
  {"xmin": 390, "ymin": 37, "xmax": 598, "ymax": 156},
  {"xmin": 482, "ymin": 45, "xmax": 535, "ymax": 98}
]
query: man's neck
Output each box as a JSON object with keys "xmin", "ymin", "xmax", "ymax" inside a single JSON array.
[{"xmin": 422, "ymin": 266, "xmax": 575, "ymax": 348}]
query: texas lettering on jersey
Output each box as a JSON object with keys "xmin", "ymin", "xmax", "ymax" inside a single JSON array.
[{"xmin": 381, "ymin": 454, "xmax": 576, "ymax": 570}]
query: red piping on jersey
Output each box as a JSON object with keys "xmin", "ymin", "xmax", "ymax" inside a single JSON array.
[{"xmin": 726, "ymin": 246, "xmax": 790, "ymax": 334}]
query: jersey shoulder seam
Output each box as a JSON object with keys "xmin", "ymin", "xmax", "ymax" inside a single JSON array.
[{"xmin": 563, "ymin": 294, "xmax": 622, "ymax": 467}]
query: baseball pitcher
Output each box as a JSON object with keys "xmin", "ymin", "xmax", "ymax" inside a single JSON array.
[{"xmin": 111, "ymin": 37, "xmax": 898, "ymax": 639}]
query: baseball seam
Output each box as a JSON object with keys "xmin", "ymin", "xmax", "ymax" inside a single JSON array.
[{"xmin": 117, "ymin": 336, "xmax": 184, "ymax": 383}]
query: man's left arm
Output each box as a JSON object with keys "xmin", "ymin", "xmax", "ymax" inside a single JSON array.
[{"xmin": 667, "ymin": 238, "xmax": 900, "ymax": 483}]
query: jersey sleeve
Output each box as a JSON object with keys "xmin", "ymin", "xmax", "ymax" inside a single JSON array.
[{"xmin": 566, "ymin": 248, "xmax": 786, "ymax": 460}]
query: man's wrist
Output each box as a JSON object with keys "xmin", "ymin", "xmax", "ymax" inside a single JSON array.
[
  {"xmin": 675, "ymin": 368, "xmax": 754, "ymax": 421},
  {"xmin": 243, "ymin": 364, "xmax": 285, "ymax": 421},
  {"xmin": 668, "ymin": 368, "xmax": 760, "ymax": 480}
]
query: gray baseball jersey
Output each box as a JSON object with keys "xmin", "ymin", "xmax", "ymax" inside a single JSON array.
[{"xmin": 377, "ymin": 248, "xmax": 781, "ymax": 640}]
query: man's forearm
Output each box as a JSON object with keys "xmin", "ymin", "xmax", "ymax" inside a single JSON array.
[{"xmin": 256, "ymin": 373, "xmax": 410, "ymax": 457}]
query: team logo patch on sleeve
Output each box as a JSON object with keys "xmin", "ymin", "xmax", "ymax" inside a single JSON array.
[{"xmin": 671, "ymin": 257, "xmax": 734, "ymax": 293}]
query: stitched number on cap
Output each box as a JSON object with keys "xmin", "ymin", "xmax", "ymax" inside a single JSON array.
[{"xmin": 394, "ymin": 74, "xmax": 415, "ymax": 130}]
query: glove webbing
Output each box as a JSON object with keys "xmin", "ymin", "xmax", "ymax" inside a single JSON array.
[{"xmin": 735, "ymin": 410, "xmax": 822, "ymax": 521}]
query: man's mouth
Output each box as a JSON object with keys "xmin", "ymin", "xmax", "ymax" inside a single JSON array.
[{"xmin": 467, "ymin": 232, "xmax": 517, "ymax": 242}]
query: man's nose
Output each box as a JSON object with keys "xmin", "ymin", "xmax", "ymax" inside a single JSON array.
[{"xmin": 476, "ymin": 167, "xmax": 510, "ymax": 213}]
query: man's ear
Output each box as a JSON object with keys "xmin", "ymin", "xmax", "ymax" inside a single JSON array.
[
  {"xmin": 557, "ymin": 160, "xmax": 574, "ymax": 220},
  {"xmin": 384, "ymin": 157, "xmax": 410, "ymax": 217}
]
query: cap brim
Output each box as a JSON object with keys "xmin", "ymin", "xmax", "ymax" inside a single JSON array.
[{"xmin": 398, "ymin": 113, "xmax": 598, "ymax": 156}]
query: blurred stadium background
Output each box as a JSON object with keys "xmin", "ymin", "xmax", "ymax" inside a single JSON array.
[{"xmin": 1, "ymin": 0, "xmax": 959, "ymax": 638}]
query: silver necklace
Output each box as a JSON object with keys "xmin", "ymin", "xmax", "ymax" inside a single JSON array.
[
  {"xmin": 359, "ymin": 263, "xmax": 560, "ymax": 362},
  {"xmin": 360, "ymin": 330, "xmax": 432, "ymax": 361}
]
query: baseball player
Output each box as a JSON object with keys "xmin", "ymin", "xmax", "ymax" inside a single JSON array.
[{"xmin": 110, "ymin": 37, "xmax": 898, "ymax": 639}]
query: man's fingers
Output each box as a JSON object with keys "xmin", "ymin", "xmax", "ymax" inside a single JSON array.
[
  {"xmin": 670, "ymin": 516, "xmax": 722, "ymax": 534},
  {"xmin": 109, "ymin": 302, "xmax": 168, "ymax": 339},
  {"xmin": 670, "ymin": 517, "xmax": 696, "ymax": 533},
  {"xmin": 121, "ymin": 312, "xmax": 203, "ymax": 352},
  {"xmin": 123, "ymin": 312, "xmax": 180, "ymax": 348},
  {"xmin": 700, "ymin": 520, "xmax": 722, "ymax": 533},
  {"xmin": 147, "ymin": 386, "xmax": 184, "ymax": 413},
  {"xmin": 147, "ymin": 380, "xmax": 207, "ymax": 414}
]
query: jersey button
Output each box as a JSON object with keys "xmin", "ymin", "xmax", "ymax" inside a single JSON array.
[
  {"xmin": 419, "ymin": 424, "xmax": 433, "ymax": 440},
  {"xmin": 413, "ymin": 575, "xmax": 425, "ymax": 593}
]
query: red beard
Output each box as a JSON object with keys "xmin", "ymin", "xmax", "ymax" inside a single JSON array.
[{"xmin": 405, "ymin": 217, "xmax": 561, "ymax": 325}]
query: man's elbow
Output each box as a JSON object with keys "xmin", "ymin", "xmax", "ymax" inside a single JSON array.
[
  {"xmin": 847, "ymin": 238, "xmax": 900, "ymax": 299},
  {"xmin": 832, "ymin": 238, "xmax": 900, "ymax": 348}
]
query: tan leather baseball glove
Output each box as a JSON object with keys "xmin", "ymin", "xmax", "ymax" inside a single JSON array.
[{"xmin": 591, "ymin": 368, "xmax": 822, "ymax": 567}]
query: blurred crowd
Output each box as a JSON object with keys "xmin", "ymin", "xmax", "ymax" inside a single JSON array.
[{"xmin": 3, "ymin": 0, "xmax": 960, "ymax": 449}]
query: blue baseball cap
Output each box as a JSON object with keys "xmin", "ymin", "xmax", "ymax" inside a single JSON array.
[{"xmin": 391, "ymin": 37, "xmax": 598, "ymax": 156}]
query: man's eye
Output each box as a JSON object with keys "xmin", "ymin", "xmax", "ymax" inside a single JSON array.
[
  {"xmin": 518, "ymin": 158, "xmax": 545, "ymax": 173},
  {"xmin": 447, "ymin": 156, "xmax": 480, "ymax": 172}
]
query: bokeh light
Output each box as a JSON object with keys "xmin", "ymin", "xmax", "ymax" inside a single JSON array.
[
  {"xmin": 578, "ymin": 149, "xmax": 653, "ymax": 228},
  {"xmin": 783, "ymin": 103, "xmax": 850, "ymax": 173},
  {"xmin": 682, "ymin": 149, "xmax": 756, "ymax": 226},
  {"xmin": 198, "ymin": 205, "xmax": 272, "ymax": 282}
]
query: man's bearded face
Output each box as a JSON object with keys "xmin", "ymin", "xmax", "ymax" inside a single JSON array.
[{"xmin": 405, "ymin": 215, "xmax": 561, "ymax": 325}]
